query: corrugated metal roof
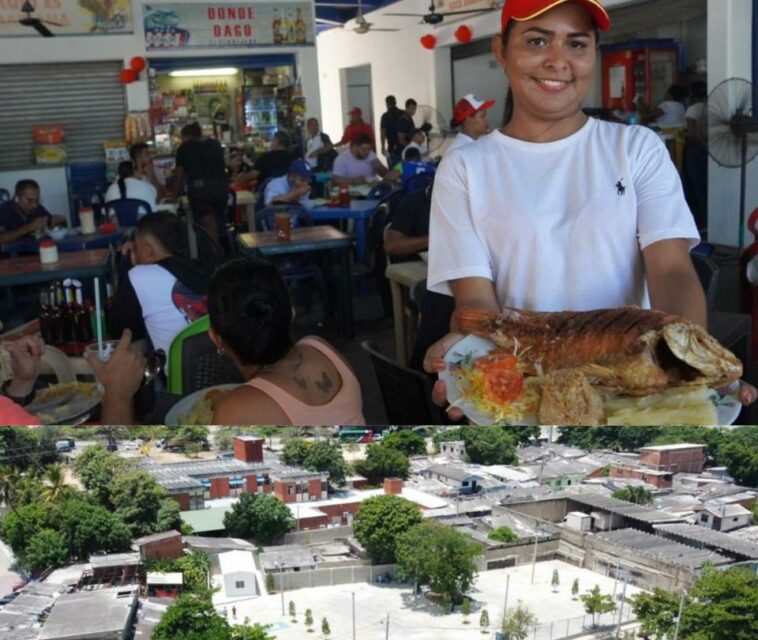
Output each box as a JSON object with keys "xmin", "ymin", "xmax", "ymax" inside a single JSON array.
[{"xmin": 654, "ymin": 523, "xmax": 758, "ymax": 559}]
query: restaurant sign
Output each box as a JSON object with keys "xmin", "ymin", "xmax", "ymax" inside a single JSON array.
[
  {"xmin": 0, "ymin": 0, "xmax": 132, "ymax": 36},
  {"xmin": 144, "ymin": 2, "xmax": 314, "ymax": 50}
]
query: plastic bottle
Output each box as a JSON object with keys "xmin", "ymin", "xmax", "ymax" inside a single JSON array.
[{"xmin": 339, "ymin": 184, "xmax": 350, "ymax": 208}]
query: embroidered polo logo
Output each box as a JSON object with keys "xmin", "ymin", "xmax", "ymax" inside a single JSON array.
[{"xmin": 616, "ymin": 179, "xmax": 626, "ymax": 196}]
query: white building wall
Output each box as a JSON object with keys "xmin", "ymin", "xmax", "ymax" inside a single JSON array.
[
  {"xmin": 707, "ymin": 0, "xmax": 756, "ymax": 247},
  {"xmin": 0, "ymin": 0, "xmax": 321, "ymax": 121},
  {"xmin": 223, "ymin": 570, "xmax": 257, "ymax": 597}
]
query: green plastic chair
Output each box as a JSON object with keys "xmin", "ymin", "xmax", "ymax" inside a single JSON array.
[{"xmin": 168, "ymin": 316, "xmax": 211, "ymax": 395}]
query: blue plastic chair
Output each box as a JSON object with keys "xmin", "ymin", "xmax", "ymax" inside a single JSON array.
[
  {"xmin": 0, "ymin": 188, "xmax": 10, "ymax": 203},
  {"xmin": 105, "ymin": 198, "xmax": 153, "ymax": 227}
]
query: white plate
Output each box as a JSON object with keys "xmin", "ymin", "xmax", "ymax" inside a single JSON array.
[
  {"xmin": 440, "ymin": 335, "xmax": 741, "ymax": 426},
  {"xmin": 164, "ymin": 384, "xmax": 239, "ymax": 425},
  {"xmin": 419, "ymin": 251, "xmax": 429, "ymax": 263}
]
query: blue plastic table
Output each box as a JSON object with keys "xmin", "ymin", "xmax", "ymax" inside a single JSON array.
[
  {"xmin": 304, "ymin": 199, "xmax": 379, "ymax": 262},
  {"xmin": 1, "ymin": 230, "xmax": 126, "ymax": 257}
]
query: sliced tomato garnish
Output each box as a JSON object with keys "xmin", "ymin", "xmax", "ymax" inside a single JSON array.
[
  {"xmin": 475, "ymin": 353, "xmax": 518, "ymax": 372},
  {"xmin": 483, "ymin": 368, "xmax": 524, "ymax": 404}
]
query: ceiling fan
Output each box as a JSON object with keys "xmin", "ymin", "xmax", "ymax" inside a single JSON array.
[
  {"xmin": 0, "ymin": 0, "xmax": 63, "ymax": 37},
  {"xmin": 386, "ymin": 0, "xmax": 496, "ymax": 25},
  {"xmin": 316, "ymin": 0, "xmax": 400, "ymax": 34}
]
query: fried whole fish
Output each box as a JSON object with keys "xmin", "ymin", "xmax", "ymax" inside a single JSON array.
[{"xmin": 456, "ymin": 307, "xmax": 742, "ymax": 396}]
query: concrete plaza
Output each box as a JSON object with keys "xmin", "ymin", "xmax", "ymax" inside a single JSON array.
[{"xmin": 214, "ymin": 559, "xmax": 645, "ymax": 640}]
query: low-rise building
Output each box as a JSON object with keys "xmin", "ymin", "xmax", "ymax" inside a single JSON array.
[
  {"xmin": 639, "ymin": 444, "xmax": 706, "ymax": 474},
  {"xmin": 133, "ymin": 530, "xmax": 183, "ymax": 561},
  {"xmin": 38, "ymin": 586, "xmax": 139, "ymax": 640},
  {"xmin": 260, "ymin": 545, "xmax": 318, "ymax": 573},
  {"xmin": 697, "ymin": 503, "xmax": 752, "ymax": 532},
  {"xmin": 218, "ymin": 550, "xmax": 258, "ymax": 599},
  {"xmin": 421, "ymin": 464, "xmax": 481, "ymax": 494},
  {"xmin": 146, "ymin": 572, "xmax": 183, "ymax": 598},
  {"xmin": 438, "ymin": 441, "xmax": 466, "ymax": 460}
]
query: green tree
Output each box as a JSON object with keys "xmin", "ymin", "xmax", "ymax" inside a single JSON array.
[
  {"xmin": 167, "ymin": 426, "xmax": 209, "ymax": 453},
  {"xmin": 156, "ymin": 499, "xmax": 183, "ymax": 532},
  {"xmin": 507, "ymin": 426, "xmax": 541, "ymax": 445},
  {"xmin": 679, "ymin": 566, "xmax": 758, "ymax": 640},
  {"xmin": 612, "ymin": 486, "xmax": 653, "ymax": 505},
  {"xmin": 281, "ymin": 438, "xmax": 315, "ymax": 466},
  {"xmin": 0, "ymin": 501, "xmax": 53, "ymax": 555},
  {"xmin": 382, "ymin": 430, "xmax": 426, "ymax": 456},
  {"xmin": 305, "ymin": 608, "xmax": 314, "ymax": 632},
  {"xmin": 152, "ymin": 592, "xmax": 230, "ymax": 640},
  {"xmin": 719, "ymin": 443, "xmax": 758, "ymax": 487},
  {"xmin": 751, "ymin": 502, "xmax": 758, "ymax": 526},
  {"xmin": 501, "ymin": 603, "xmax": 537, "ymax": 640},
  {"xmin": 630, "ymin": 588, "xmax": 682, "ymax": 639},
  {"xmin": 557, "ymin": 427, "xmax": 662, "ymax": 452},
  {"xmin": 22, "ymin": 528, "xmax": 68, "ymax": 574},
  {"xmin": 40, "ymin": 464, "xmax": 71, "ymax": 503},
  {"xmin": 265, "ymin": 572, "xmax": 276, "ymax": 593},
  {"xmin": 580, "ymin": 586, "xmax": 616, "ymax": 628},
  {"xmin": 354, "ymin": 444, "xmax": 410, "ymax": 484},
  {"xmin": 289, "ymin": 600, "xmax": 296, "ymax": 620},
  {"xmin": 488, "ymin": 526, "xmax": 518, "ymax": 543},
  {"xmin": 571, "ymin": 578, "xmax": 579, "ymax": 600},
  {"xmin": 462, "ymin": 597, "xmax": 471, "ymax": 624},
  {"xmin": 353, "ymin": 495, "xmax": 423, "ymax": 564},
  {"xmin": 321, "ymin": 617, "xmax": 331, "ymax": 637},
  {"xmin": 461, "ymin": 426, "xmax": 517, "ymax": 465},
  {"xmin": 111, "ymin": 470, "xmax": 167, "ymax": 537},
  {"xmin": 60, "ymin": 499, "xmax": 132, "ymax": 560},
  {"xmin": 0, "ymin": 427, "xmax": 57, "ymax": 469},
  {"xmin": 230, "ymin": 622, "xmax": 275, "ymax": 640},
  {"xmin": 303, "ymin": 441, "xmax": 349, "ymax": 487},
  {"xmin": 396, "ymin": 520, "xmax": 482, "ymax": 604},
  {"xmin": 73, "ymin": 445, "xmax": 124, "ymax": 508},
  {"xmin": 257, "ymin": 426, "xmax": 280, "ymax": 449},
  {"xmin": 480, "ymin": 609, "xmax": 490, "ymax": 633},
  {"xmin": 223, "ymin": 493, "xmax": 295, "ymax": 544},
  {"xmin": 551, "ymin": 569, "xmax": 560, "ymax": 591},
  {"xmin": 176, "ymin": 551, "xmax": 211, "ymax": 592}
]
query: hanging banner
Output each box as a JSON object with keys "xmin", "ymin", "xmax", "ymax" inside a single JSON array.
[
  {"xmin": 436, "ymin": 0, "xmax": 496, "ymax": 12},
  {"xmin": 143, "ymin": 2, "xmax": 314, "ymax": 50},
  {"xmin": 0, "ymin": 0, "xmax": 132, "ymax": 36}
]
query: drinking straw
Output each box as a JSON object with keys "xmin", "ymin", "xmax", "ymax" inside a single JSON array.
[{"xmin": 94, "ymin": 277, "xmax": 104, "ymax": 359}]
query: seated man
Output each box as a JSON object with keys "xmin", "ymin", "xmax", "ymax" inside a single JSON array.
[
  {"xmin": 264, "ymin": 159, "xmax": 313, "ymax": 206},
  {"xmin": 392, "ymin": 147, "xmax": 435, "ymax": 183},
  {"xmin": 0, "ymin": 180, "xmax": 66, "ymax": 244},
  {"xmin": 401, "ymin": 129, "xmax": 430, "ymax": 161},
  {"xmin": 384, "ymin": 182, "xmax": 433, "ymax": 263},
  {"xmin": 109, "ymin": 212, "xmax": 210, "ymax": 358},
  {"xmin": 332, "ymin": 135, "xmax": 389, "ymax": 186},
  {"xmin": 104, "ymin": 161, "xmax": 158, "ymax": 212},
  {"xmin": 251, "ymin": 131, "xmax": 296, "ymax": 184}
]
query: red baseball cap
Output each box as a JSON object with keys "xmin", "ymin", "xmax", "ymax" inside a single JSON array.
[
  {"xmin": 452, "ymin": 94, "xmax": 496, "ymax": 126},
  {"xmin": 501, "ymin": 0, "xmax": 611, "ymax": 33},
  {"xmin": 348, "ymin": 106, "xmax": 362, "ymax": 117}
]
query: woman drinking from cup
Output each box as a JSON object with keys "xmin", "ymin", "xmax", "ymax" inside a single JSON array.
[{"xmin": 424, "ymin": 0, "xmax": 756, "ymax": 410}]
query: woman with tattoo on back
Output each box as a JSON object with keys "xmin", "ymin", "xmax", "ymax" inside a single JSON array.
[{"xmin": 207, "ymin": 259, "xmax": 365, "ymax": 425}]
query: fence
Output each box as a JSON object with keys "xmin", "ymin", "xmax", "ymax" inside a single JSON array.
[
  {"xmin": 275, "ymin": 563, "xmax": 397, "ymax": 591},
  {"xmin": 515, "ymin": 608, "xmax": 637, "ymax": 640}
]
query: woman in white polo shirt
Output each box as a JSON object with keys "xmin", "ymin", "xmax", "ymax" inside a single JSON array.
[{"xmin": 425, "ymin": 0, "xmax": 756, "ymax": 408}]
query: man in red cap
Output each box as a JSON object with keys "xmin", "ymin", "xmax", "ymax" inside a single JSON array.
[
  {"xmin": 336, "ymin": 106, "xmax": 375, "ymax": 150},
  {"xmin": 447, "ymin": 94, "xmax": 496, "ymax": 153}
]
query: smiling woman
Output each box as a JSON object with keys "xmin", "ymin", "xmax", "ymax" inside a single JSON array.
[{"xmin": 423, "ymin": 0, "xmax": 756, "ymax": 418}]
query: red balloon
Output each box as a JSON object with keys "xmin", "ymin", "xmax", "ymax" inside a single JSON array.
[
  {"xmin": 130, "ymin": 56, "xmax": 147, "ymax": 72},
  {"xmin": 455, "ymin": 25, "xmax": 473, "ymax": 44},
  {"xmin": 120, "ymin": 68, "xmax": 137, "ymax": 84},
  {"xmin": 420, "ymin": 34, "xmax": 437, "ymax": 50}
]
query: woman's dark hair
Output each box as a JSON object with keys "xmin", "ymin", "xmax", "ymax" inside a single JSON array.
[
  {"xmin": 181, "ymin": 122, "xmax": 203, "ymax": 139},
  {"xmin": 668, "ymin": 85, "xmax": 689, "ymax": 103},
  {"xmin": 500, "ymin": 19, "xmax": 600, "ymax": 127},
  {"xmin": 135, "ymin": 211, "xmax": 189, "ymax": 258},
  {"xmin": 129, "ymin": 142, "xmax": 149, "ymax": 164},
  {"xmin": 117, "ymin": 161, "xmax": 134, "ymax": 200},
  {"xmin": 690, "ymin": 81, "xmax": 707, "ymax": 102},
  {"xmin": 208, "ymin": 258, "xmax": 294, "ymax": 367}
]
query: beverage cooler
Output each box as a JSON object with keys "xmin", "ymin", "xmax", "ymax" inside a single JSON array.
[{"xmin": 601, "ymin": 40, "xmax": 681, "ymax": 113}]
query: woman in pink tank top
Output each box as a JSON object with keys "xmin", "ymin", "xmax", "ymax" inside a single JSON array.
[{"xmin": 207, "ymin": 258, "xmax": 365, "ymax": 425}]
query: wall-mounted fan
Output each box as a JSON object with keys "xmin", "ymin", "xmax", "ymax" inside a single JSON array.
[
  {"xmin": 0, "ymin": 1, "xmax": 63, "ymax": 37},
  {"xmin": 387, "ymin": 0, "xmax": 495, "ymax": 25},
  {"xmin": 316, "ymin": 0, "xmax": 400, "ymax": 33},
  {"xmin": 414, "ymin": 104, "xmax": 455, "ymax": 155},
  {"xmin": 704, "ymin": 78, "xmax": 758, "ymax": 249}
]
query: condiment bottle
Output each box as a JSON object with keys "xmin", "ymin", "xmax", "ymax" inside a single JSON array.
[{"xmin": 39, "ymin": 239, "xmax": 59, "ymax": 265}]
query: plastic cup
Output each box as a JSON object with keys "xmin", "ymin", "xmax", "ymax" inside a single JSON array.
[
  {"xmin": 275, "ymin": 212, "xmax": 292, "ymax": 242},
  {"xmin": 80, "ymin": 209, "xmax": 96, "ymax": 235}
]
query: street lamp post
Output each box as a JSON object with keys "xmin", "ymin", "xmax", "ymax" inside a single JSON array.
[
  {"xmin": 614, "ymin": 578, "xmax": 628, "ymax": 639},
  {"xmin": 530, "ymin": 528, "xmax": 540, "ymax": 584},
  {"xmin": 503, "ymin": 573, "xmax": 511, "ymax": 617},
  {"xmin": 352, "ymin": 591, "xmax": 356, "ymax": 640},
  {"xmin": 673, "ymin": 590, "xmax": 687, "ymax": 640}
]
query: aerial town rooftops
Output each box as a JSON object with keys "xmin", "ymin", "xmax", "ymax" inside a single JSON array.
[
  {"xmin": 260, "ymin": 545, "xmax": 318, "ymax": 571},
  {"xmin": 567, "ymin": 492, "xmax": 685, "ymax": 524},
  {"xmin": 218, "ymin": 550, "xmax": 256, "ymax": 575},
  {"xmin": 424, "ymin": 464, "xmax": 481, "ymax": 482},
  {"xmin": 133, "ymin": 530, "xmax": 182, "ymax": 546},
  {"xmin": 700, "ymin": 503, "xmax": 752, "ymax": 518},
  {"xmin": 88, "ymin": 552, "xmax": 141, "ymax": 569},
  {"xmin": 38, "ymin": 586, "xmax": 139, "ymax": 640},
  {"xmin": 640, "ymin": 443, "xmax": 707, "ymax": 452},
  {"xmin": 183, "ymin": 535, "xmax": 255, "ymax": 552},
  {"xmin": 654, "ymin": 523, "xmax": 758, "ymax": 559},
  {"xmin": 518, "ymin": 444, "xmax": 588, "ymax": 462},
  {"xmin": 594, "ymin": 528, "xmax": 731, "ymax": 570},
  {"xmin": 146, "ymin": 572, "xmax": 184, "ymax": 586}
]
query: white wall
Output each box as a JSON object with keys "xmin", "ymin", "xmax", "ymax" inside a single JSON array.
[
  {"xmin": 223, "ymin": 571, "xmax": 257, "ymax": 597},
  {"xmin": 707, "ymin": 0, "xmax": 755, "ymax": 247},
  {"xmin": 0, "ymin": 1, "xmax": 321, "ymax": 122}
]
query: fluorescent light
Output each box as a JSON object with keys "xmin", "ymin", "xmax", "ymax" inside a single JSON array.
[{"xmin": 169, "ymin": 67, "xmax": 238, "ymax": 77}]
